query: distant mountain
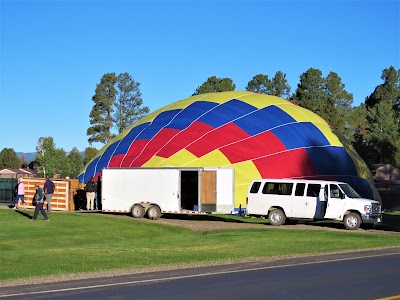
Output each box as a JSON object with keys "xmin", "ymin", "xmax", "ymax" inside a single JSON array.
[
  {"xmin": 15, "ymin": 151, "xmax": 85, "ymax": 163},
  {"xmin": 16, "ymin": 152, "xmax": 36, "ymax": 163}
]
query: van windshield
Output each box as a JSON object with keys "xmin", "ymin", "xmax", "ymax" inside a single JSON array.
[{"xmin": 339, "ymin": 184, "xmax": 361, "ymax": 198}]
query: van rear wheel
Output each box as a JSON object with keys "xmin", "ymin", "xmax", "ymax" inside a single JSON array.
[
  {"xmin": 344, "ymin": 212, "xmax": 361, "ymax": 230},
  {"xmin": 268, "ymin": 209, "xmax": 286, "ymax": 226},
  {"xmin": 131, "ymin": 204, "xmax": 145, "ymax": 218},
  {"xmin": 147, "ymin": 205, "xmax": 162, "ymax": 220}
]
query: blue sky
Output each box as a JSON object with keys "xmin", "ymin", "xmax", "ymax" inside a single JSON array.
[{"xmin": 1, "ymin": 0, "xmax": 399, "ymax": 153}]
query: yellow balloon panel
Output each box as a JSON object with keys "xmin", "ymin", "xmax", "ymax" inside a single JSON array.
[{"xmin": 232, "ymin": 160, "xmax": 261, "ymax": 207}]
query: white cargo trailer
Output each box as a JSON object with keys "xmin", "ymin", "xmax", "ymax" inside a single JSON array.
[{"xmin": 101, "ymin": 168, "xmax": 234, "ymax": 219}]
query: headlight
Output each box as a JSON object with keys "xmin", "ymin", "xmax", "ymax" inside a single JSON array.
[{"xmin": 364, "ymin": 205, "xmax": 372, "ymax": 214}]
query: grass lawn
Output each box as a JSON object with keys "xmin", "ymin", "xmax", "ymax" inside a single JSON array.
[{"xmin": 0, "ymin": 209, "xmax": 399, "ymax": 282}]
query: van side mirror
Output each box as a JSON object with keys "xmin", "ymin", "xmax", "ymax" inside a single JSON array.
[{"xmin": 341, "ymin": 193, "xmax": 345, "ymax": 199}]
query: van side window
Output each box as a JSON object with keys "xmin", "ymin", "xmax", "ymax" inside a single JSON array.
[
  {"xmin": 250, "ymin": 182, "xmax": 261, "ymax": 194},
  {"xmin": 306, "ymin": 184, "xmax": 321, "ymax": 197},
  {"xmin": 261, "ymin": 182, "xmax": 293, "ymax": 195},
  {"xmin": 295, "ymin": 183, "xmax": 305, "ymax": 196},
  {"xmin": 262, "ymin": 183, "xmax": 274, "ymax": 194},
  {"xmin": 330, "ymin": 184, "xmax": 342, "ymax": 198},
  {"xmin": 280, "ymin": 183, "xmax": 293, "ymax": 195}
]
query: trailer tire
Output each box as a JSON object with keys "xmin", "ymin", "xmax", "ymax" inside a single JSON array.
[
  {"xmin": 131, "ymin": 204, "xmax": 145, "ymax": 218},
  {"xmin": 147, "ymin": 205, "xmax": 162, "ymax": 220},
  {"xmin": 268, "ymin": 209, "xmax": 286, "ymax": 226},
  {"xmin": 344, "ymin": 212, "xmax": 361, "ymax": 230}
]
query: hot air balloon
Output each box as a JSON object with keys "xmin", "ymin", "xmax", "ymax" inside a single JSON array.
[{"xmin": 79, "ymin": 91, "xmax": 379, "ymax": 210}]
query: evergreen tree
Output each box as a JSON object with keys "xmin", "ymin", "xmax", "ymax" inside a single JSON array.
[
  {"xmin": 67, "ymin": 147, "xmax": 84, "ymax": 178},
  {"xmin": 193, "ymin": 76, "xmax": 235, "ymax": 95},
  {"xmin": 350, "ymin": 104, "xmax": 374, "ymax": 166},
  {"xmin": 365, "ymin": 66, "xmax": 400, "ymax": 111},
  {"xmin": 0, "ymin": 148, "xmax": 22, "ymax": 169},
  {"xmin": 292, "ymin": 68, "xmax": 353, "ymax": 137},
  {"xmin": 87, "ymin": 73, "xmax": 118, "ymax": 144},
  {"xmin": 115, "ymin": 72, "xmax": 149, "ymax": 133},
  {"xmin": 362, "ymin": 66, "xmax": 400, "ymax": 165},
  {"xmin": 84, "ymin": 147, "xmax": 98, "ymax": 166},
  {"xmin": 366, "ymin": 100, "xmax": 399, "ymax": 165},
  {"xmin": 271, "ymin": 71, "xmax": 291, "ymax": 99},
  {"xmin": 246, "ymin": 72, "xmax": 291, "ymax": 99},
  {"xmin": 292, "ymin": 68, "xmax": 327, "ymax": 116},
  {"xmin": 246, "ymin": 74, "xmax": 272, "ymax": 94},
  {"xmin": 54, "ymin": 148, "xmax": 69, "ymax": 177},
  {"xmin": 324, "ymin": 72, "xmax": 353, "ymax": 136}
]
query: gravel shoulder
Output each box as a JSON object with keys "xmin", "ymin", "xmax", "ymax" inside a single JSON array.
[{"xmin": 129, "ymin": 214, "xmax": 399, "ymax": 235}]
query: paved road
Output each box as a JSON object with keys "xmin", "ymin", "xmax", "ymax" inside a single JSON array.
[{"xmin": 1, "ymin": 248, "xmax": 400, "ymax": 300}]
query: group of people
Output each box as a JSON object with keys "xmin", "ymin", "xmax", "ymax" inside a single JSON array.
[
  {"xmin": 12, "ymin": 175, "xmax": 102, "ymax": 220},
  {"xmin": 13, "ymin": 176, "xmax": 55, "ymax": 221}
]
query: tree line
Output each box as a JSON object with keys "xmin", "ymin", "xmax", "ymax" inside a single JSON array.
[
  {"xmin": 1, "ymin": 65, "xmax": 398, "ymax": 178},
  {"xmin": 0, "ymin": 139, "xmax": 98, "ymax": 179},
  {"xmin": 88, "ymin": 66, "xmax": 399, "ymax": 168}
]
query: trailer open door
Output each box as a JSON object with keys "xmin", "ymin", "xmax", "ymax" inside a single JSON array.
[{"xmin": 200, "ymin": 171, "xmax": 217, "ymax": 212}]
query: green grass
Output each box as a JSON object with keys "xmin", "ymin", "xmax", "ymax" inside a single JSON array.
[{"xmin": 0, "ymin": 209, "xmax": 399, "ymax": 282}]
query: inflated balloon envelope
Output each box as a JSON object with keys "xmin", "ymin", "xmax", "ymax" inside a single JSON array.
[{"xmin": 79, "ymin": 91, "xmax": 379, "ymax": 209}]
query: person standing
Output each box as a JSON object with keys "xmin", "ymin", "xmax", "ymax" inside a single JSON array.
[
  {"xmin": 31, "ymin": 184, "xmax": 49, "ymax": 221},
  {"xmin": 43, "ymin": 176, "xmax": 55, "ymax": 212},
  {"xmin": 85, "ymin": 176, "xmax": 96, "ymax": 210},
  {"xmin": 13, "ymin": 177, "xmax": 26, "ymax": 210}
]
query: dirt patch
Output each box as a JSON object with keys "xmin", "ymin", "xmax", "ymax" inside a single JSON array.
[{"xmin": 128, "ymin": 215, "xmax": 399, "ymax": 234}]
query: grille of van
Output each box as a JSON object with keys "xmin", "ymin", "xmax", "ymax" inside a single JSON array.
[{"xmin": 372, "ymin": 204, "xmax": 381, "ymax": 214}]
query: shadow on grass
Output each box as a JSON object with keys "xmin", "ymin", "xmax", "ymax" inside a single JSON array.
[
  {"xmin": 14, "ymin": 209, "xmax": 32, "ymax": 219},
  {"xmin": 161, "ymin": 213, "xmax": 251, "ymax": 224},
  {"xmin": 160, "ymin": 212, "xmax": 400, "ymax": 232}
]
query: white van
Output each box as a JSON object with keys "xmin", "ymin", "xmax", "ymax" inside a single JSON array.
[{"xmin": 246, "ymin": 179, "xmax": 382, "ymax": 230}]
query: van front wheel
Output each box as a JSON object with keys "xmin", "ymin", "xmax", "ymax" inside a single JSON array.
[
  {"xmin": 344, "ymin": 213, "xmax": 361, "ymax": 230},
  {"xmin": 268, "ymin": 209, "xmax": 286, "ymax": 226}
]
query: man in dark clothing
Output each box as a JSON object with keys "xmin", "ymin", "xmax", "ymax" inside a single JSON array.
[
  {"xmin": 31, "ymin": 184, "xmax": 49, "ymax": 221},
  {"xmin": 43, "ymin": 176, "xmax": 55, "ymax": 212},
  {"xmin": 85, "ymin": 177, "xmax": 96, "ymax": 210}
]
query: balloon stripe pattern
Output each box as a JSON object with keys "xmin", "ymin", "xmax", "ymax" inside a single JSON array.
[{"xmin": 79, "ymin": 91, "xmax": 379, "ymax": 208}]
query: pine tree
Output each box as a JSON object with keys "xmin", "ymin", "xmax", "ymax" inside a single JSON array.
[
  {"xmin": 0, "ymin": 148, "xmax": 22, "ymax": 169},
  {"xmin": 324, "ymin": 72, "xmax": 353, "ymax": 136},
  {"xmin": 246, "ymin": 74, "xmax": 272, "ymax": 94},
  {"xmin": 87, "ymin": 73, "xmax": 118, "ymax": 144},
  {"xmin": 271, "ymin": 71, "xmax": 291, "ymax": 99},
  {"xmin": 293, "ymin": 69, "xmax": 353, "ymax": 137},
  {"xmin": 246, "ymin": 72, "xmax": 291, "ymax": 99},
  {"xmin": 84, "ymin": 147, "xmax": 98, "ymax": 166},
  {"xmin": 193, "ymin": 76, "xmax": 236, "ymax": 95},
  {"xmin": 363, "ymin": 66, "xmax": 400, "ymax": 165},
  {"xmin": 367, "ymin": 99, "xmax": 399, "ymax": 165},
  {"xmin": 292, "ymin": 68, "xmax": 328, "ymax": 118},
  {"xmin": 115, "ymin": 72, "xmax": 149, "ymax": 133},
  {"xmin": 365, "ymin": 66, "xmax": 400, "ymax": 110},
  {"xmin": 67, "ymin": 147, "xmax": 84, "ymax": 178}
]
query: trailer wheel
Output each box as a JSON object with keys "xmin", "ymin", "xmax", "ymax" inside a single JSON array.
[
  {"xmin": 131, "ymin": 204, "xmax": 145, "ymax": 218},
  {"xmin": 147, "ymin": 205, "xmax": 162, "ymax": 220},
  {"xmin": 268, "ymin": 209, "xmax": 286, "ymax": 226},
  {"xmin": 344, "ymin": 212, "xmax": 361, "ymax": 230}
]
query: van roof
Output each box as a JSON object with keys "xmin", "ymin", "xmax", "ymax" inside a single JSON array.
[{"xmin": 250, "ymin": 178, "xmax": 348, "ymax": 185}]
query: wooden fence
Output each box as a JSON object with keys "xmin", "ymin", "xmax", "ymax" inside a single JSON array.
[{"xmin": 17, "ymin": 178, "xmax": 80, "ymax": 211}]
